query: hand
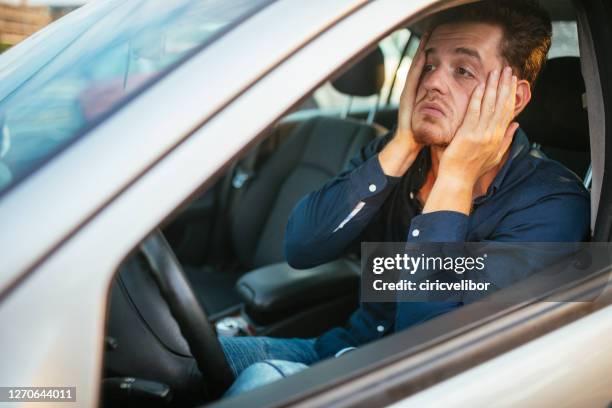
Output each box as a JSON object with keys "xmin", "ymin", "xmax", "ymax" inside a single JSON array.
[
  {"xmin": 421, "ymin": 66, "xmax": 518, "ymax": 216},
  {"xmin": 438, "ymin": 66, "xmax": 519, "ymax": 185},
  {"xmin": 397, "ymin": 32, "xmax": 429, "ymax": 142},
  {"xmin": 379, "ymin": 33, "xmax": 429, "ymax": 177}
]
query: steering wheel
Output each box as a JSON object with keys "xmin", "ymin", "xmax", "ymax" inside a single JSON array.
[{"xmin": 139, "ymin": 231, "xmax": 234, "ymax": 398}]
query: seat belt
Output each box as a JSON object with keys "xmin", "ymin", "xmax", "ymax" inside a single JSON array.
[
  {"xmin": 232, "ymin": 146, "xmax": 259, "ymax": 189},
  {"xmin": 208, "ymin": 143, "xmax": 262, "ymax": 266},
  {"xmin": 584, "ymin": 163, "xmax": 592, "ymax": 189}
]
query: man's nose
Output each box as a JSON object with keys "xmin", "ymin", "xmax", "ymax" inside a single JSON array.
[{"xmin": 421, "ymin": 66, "xmax": 449, "ymax": 95}]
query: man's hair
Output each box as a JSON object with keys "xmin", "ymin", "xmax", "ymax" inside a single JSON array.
[{"xmin": 429, "ymin": 0, "xmax": 552, "ymax": 87}]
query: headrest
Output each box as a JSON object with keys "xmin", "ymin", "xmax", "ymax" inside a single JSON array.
[
  {"xmin": 518, "ymin": 57, "xmax": 589, "ymax": 152},
  {"xmin": 331, "ymin": 46, "xmax": 385, "ymax": 97}
]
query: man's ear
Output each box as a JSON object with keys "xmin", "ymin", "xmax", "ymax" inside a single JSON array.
[{"xmin": 513, "ymin": 79, "xmax": 531, "ymax": 117}]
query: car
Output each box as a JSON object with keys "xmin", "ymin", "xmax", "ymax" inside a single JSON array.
[{"xmin": 0, "ymin": 0, "xmax": 611, "ymax": 407}]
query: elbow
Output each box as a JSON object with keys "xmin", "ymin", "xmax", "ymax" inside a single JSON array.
[
  {"xmin": 285, "ymin": 232, "xmax": 338, "ymax": 269},
  {"xmin": 284, "ymin": 230, "xmax": 312, "ymax": 269},
  {"xmin": 284, "ymin": 194, "xmax": 338, "ymax": 268},
  {"xmin": 284, "ymin": 198, "xmax": 317, "ymax": 269}
]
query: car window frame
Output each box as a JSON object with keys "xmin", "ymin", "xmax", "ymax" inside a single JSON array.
[
  {"xmin": 104, "ymin": 0, "xmax": 612, "ymax": 405},
  {"xmin": 103, "ymin": 0, "xmax": 610, "ymax": 404},
  {"xmin": 198, "ymin": 1, "xmax": 612, "ymax": 406},
  {"xmin": 210, "ymin": 1, "xmax": 612, "ymax": 406}
]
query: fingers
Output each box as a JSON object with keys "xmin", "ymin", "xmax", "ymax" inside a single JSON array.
[
  {"xmin": 493, "ymin": 67, "xmax": 517, "ymax": 124},
  {"xmin": 418, "ymin": 31, "xmax": 430, "ymax": 52},
  {"xmin": 402, "ymin": 34, "xmax": 429, "ymax": 102},
  {"xmin": 463, "ymin": 82, "xmax": 485, "ymax": 127},
  {"xmin": 398, "ymin": 34, "xmax": 430, "ymax": 131},
  {"xmin": 480, "ymin": 68, "xmax": 500, "ymax": 123},
  {"xmin": 414, "ymin": 30, "xmax": 429, "ymax": 58},
  {"xmin": 477, "ymin": 66, "xmax": 517, "ymax": 142}
]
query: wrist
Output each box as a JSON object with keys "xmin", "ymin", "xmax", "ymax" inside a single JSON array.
[
  {"xmin": 438, "ymin": 161, "xmax": 478, "ymax": 187},
  {"xmin": 378, "ymin": 131, "xmax": 421, "ymax": 177},
  {"xmin": 422, "ymin": 174, "xmax": 474, "ymax": 215},
  {"xmin": 434, "ymin": 173, "xmax": 475, "ymax": 194}
]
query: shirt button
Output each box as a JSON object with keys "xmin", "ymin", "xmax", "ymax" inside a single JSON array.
[
  {"xmin": 412, "ymin": 229, "xmax": 420, "ymax": 237},
  {"xmin": 409, "ymin": 192, "xmax": 415, "ymax": 199},
  {"xmin": 369, "ymin": 184, "xmax": 377, "ymax": 192},
  {"xmin": 376, "ymin": 325, "xmax": 384, "ymax": 333}
]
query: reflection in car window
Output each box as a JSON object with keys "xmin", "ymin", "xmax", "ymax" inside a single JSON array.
[{"xmin": 0, "ymin": 0, "xmax": 273, "ymax": 196}]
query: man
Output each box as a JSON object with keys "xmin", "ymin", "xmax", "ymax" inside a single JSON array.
[{"xmin": 220, "ymin": 0, "xmax": 590, "ymax": 396}]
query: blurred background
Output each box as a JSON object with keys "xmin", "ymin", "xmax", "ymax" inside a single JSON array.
[{"xmin": 0, "ymin": 0, "xmax": 86, "ymax": 52}]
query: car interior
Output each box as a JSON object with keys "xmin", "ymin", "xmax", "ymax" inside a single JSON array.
[{"xmin": 100, "ymin": 1, "xmax": 600, "ymax": 407}]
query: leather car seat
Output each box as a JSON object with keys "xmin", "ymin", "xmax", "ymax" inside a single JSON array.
[
  {"xmin": 518, "ymin": 56, "xmax": 590, "ymax": 179},
  {"xmin": 186, "ymin": 47, "xmax": 388, "ymax": 316}
]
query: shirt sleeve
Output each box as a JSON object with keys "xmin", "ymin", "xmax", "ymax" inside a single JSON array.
[
  {"xmin": 285, "ymin": 132, "xmax": 400, "ymax": 269},
  {"xmin": 399, "ymin": 189, "xmax": 590, "ymax": 307},
  {"xmin": 486, "ymin": 192, "xmax": 590, "ymax": 243},
  {"xmin": 406, "ymin": 211, "xmax": 469, "ymax": 243}
]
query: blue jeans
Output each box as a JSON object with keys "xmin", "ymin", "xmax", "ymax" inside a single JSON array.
[{"xmin": 219, "ymin": 336, "xmax": 319, "ymax": 396}]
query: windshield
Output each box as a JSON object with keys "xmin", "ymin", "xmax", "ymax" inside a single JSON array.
[{"xmin": 0, "ymin": 0, "xmax": 272, "ymax": 196}]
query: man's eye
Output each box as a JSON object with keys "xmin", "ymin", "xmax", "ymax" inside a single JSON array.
[
  {"xmin": 456, "ymin": 67, "xmax": 474, "ymax": 78},
  {"xmin": 423, "ymin": 64, "xmax": 435, "ymax": 73}
]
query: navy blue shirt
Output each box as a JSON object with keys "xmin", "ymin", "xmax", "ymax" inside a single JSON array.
[{"xmin": 284, "ymin": 129, "xmax": 590, "ymax": 359}]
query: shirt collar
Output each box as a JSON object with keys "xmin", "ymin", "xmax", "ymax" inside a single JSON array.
[
  {"xmin": 408, "ymin": 127, "xmax": 530, "ymax": 203},
  {"xmin": 479, "ymin": 127, "xmax": 530, "ymax": 201}
]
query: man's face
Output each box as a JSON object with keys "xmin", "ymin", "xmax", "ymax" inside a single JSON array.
[{"xmin": 412, "ymin": 22, "xmax": 506, "ymax": 146}]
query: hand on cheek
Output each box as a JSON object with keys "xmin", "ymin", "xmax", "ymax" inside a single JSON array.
[
  {"xmin": 421, "ymin": 66, "xmax": 518, "ymax": 216},
  {"xmin": 439, "ymin": 65, "xmax": 519, "ymax": 185},
  {"xmin": 378, "ymin": 32, "xmax": 429, "ymax": 177},
  {"xmin": 396, "ymin": 32, "xmax": 429, "ymax": 144}
]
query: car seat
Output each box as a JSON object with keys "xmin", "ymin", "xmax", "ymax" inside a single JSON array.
[
  {"xmin": 185, "ymin": 47, "xmax": 389, "ymax": 316},
  {"xmin": 518, "ymin": 56, "xmax": 590, "ymax": 180}
]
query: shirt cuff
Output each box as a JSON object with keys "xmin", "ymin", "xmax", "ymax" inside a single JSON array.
[
  {"xmin": 334, "ymin": 347, "xmax": 357, "ymax": 357},
  {"xmin": 348, "ymin": 155, "xmax": 401, "ymax": 203},
  {"xmin": 407, "ymin": 211, "xmax": 469, "ymax": 242}
]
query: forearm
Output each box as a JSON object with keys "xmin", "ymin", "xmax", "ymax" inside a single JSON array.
[
  {"xmin": 285, "ymin": 155, "xmax": 399, "ymax": 268},
  {"xmin": 422, "ymin": 174, "xmax": 474, "ymax": 215}
]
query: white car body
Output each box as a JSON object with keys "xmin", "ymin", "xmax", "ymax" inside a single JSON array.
[{"xmin": 0, "ymin": 0, "xmax": 610, "ymax": 406}]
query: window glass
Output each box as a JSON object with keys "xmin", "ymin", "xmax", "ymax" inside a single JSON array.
[
  {"xmin": 0, "ymin": 0, "xmax": 273, "ymax": 195},
  {"xmin": 549, "ymin": 21, "xmax": 579, "ymax": 58}
]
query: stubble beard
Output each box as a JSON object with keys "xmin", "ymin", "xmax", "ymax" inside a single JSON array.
[{"xmin": 412, "ymin": 115, "xmax": 452, "ymax": 147}]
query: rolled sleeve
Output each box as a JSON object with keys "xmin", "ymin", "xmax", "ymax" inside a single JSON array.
[{"xmin": 407, "ymin": 211, "xmax": 469, "ymax": 243}]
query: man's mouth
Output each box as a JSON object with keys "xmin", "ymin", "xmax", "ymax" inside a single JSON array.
[{"xmin": 419, "ymin": 102, "xmax": 446, "ymax": 118}]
